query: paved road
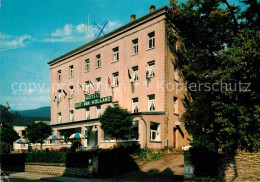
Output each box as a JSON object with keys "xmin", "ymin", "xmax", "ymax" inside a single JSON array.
[{"xmin": 1, "ymin": 154, "xmax": 184, "ymax": 182}]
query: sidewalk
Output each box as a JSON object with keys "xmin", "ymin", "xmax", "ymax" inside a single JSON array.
[{"xmin": 4, "ymin": 171, "xmax": 106, "ymax": 182}]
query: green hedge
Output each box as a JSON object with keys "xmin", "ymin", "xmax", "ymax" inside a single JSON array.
[{"xmin": 26, "ymin": 151, "xmax": 66, "ymax": 163}]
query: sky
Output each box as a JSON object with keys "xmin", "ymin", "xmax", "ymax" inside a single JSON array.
[{"xmin": 0, "ymin": 0, "xmax": 247, "ymax": 111}]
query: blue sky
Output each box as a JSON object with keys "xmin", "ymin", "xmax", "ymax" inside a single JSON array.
[{"xmin": 0, "ymin": 0, "xmax": 247, "ymax": 110}]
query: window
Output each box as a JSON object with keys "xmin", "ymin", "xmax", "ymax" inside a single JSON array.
[
  {"xmin": 96, "ymin": 77, "xmax": 101, "ymax": 91},
  {"xmin": 132, "ymin": 121, "xmax": 139, "ymax": 139},
  {"xmin": 132, "ymin": 66, "xmax": 139, "ymax": 82},
  {"xmin": 112, "ymin": 72, "xmax": 119, "ymax": 87},
  {"xmin": 85, "ymin": 81, "xmax": 90, "ymax": 93},
  {"xmin": 97, "ymin": 105, "xmax": 101, "ymax": 118},
  {"xmin": 85, "ymin": 107, "xmax": 90, "ymax": 120},
  {"xmin": 85, "ymin": 59, "xmax": 90, "ymax": 72},
  {"xmin": 148, "ymin": 94, "xmax": 155, "ymax": 111},
  {"xmin": 58, "ymin": 113, "xmax": 62, "ymax": 123},
  {"xmin": 173, "ymin": 63, "xmax": 178, "ymax": 81},
  {"xmin": 113, "ymin": 47, "xmax": 119, "ymax": 62},
  {"xmin": 174, "ymin": 97, "xmax": 179, "ymax": 115},
  {"xmin": 132, "ymin": 97, "xmax": 139, "ymax": 113},
  {"xmin": 58, "ymin": 90, "xmax": 62, "ymax": 101},
  {"xmin": 69, "ymin": 65, "xmax": 74, "ymax": 78},
  {"xmin": 150, "ymin": 122, "xmax": 160, "ymax": 141},
  {"xmin": 147, "ymin": 61, "xmax": 155, "ymax": 78},
  {"xmin": 96, "ymin": 54, "xmax": 101, "ymax": 68},
  {"xmin": 22, "ymin": 130, "xmax": 26, "ymax": 136},
  {"xmin": 70, "ymin": 110, "xmax": 74, "ymax": 122},
  {"xmin": 132, "ymin": 39, "xmax": 138, "ymax": 54},
  {"xmin": 57, "ymin": 70, "xmax": 61, "ymax": 82},
  {"xmin": 148, "ymin": 31, "xmax": 155, "ymax": 49},
  {"xmin": 69, "ymin": 86, "xmax": 74, "ymax": 98}
]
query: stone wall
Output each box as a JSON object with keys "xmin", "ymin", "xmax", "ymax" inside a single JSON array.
[
  {"xmin": 25, "ymin": 164, "xmax": 90, "ymax": 177},
  {"xmin": 218, "ymin": 152, "xmax": 260, "ymax": 181}
]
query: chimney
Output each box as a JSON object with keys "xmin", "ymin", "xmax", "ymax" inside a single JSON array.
[
  {"xmin": 150, "ymin": 5, "xmax": 155, "ymax": 13},
  {"xmin": 130, "ymin": 14, "xmax": 136, "ymax": 22}
]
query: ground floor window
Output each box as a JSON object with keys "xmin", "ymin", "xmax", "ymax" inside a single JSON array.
[
  {"xmin": 132, "ymin": 120, "xmax": 139, "ymax": 140},
  {"xmin": 150, "ymin": 122, "xmax": 160, "ymax": 141}
]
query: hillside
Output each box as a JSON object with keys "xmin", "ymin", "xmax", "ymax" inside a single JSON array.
[{"xmin": 12, "ymin": 106, "xmax": 50, "ymax": 118}]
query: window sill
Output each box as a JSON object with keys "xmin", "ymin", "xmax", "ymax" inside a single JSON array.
[
  {"xmin": 174, "ymin": 113, "xmax": 179, "ymax": 116},
  {"xmin": 111, "ymin": 60, "xmax": 119, "ymax": 64},
  {"xmin": 146, "ymin": 47, "xmax": 155, "ymax": 51},
  {"xmin": 95, "ymin": 67, "xmax": 101, "ymax": 69},
  {"xmin": 85, "ymin": 71, "xmax": 90, "ymax": 73},
  {"xmin": 147, "ymin": 75, "xmax": 155, "ymax": 79},
  {"xmin": 174, "ymin": 79, "xmax": 179, "ymax": 83},
  {"xmin": 69, "ymin": 77, "xmax": 74, "ymax": 79},
  {"xmin": 131, "ymin": 53, "xmax": 138, "ymax": 57},
  {"xmin": 150, "ymin": 140, "xmax": 162, "ymax": 143}
]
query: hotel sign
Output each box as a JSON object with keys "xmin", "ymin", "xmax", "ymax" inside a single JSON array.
[
  {"xmin": 85, "ymin": 93, "xmax": 100, "ymax": 101},
  {"xmin": 75, "ymin": 93, "xmax": 112, "ymax": 109}
]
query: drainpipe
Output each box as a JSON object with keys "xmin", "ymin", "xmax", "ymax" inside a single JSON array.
[{"xmin": 139, "ymin": 114, "xmax": 147, "ymax": 150}]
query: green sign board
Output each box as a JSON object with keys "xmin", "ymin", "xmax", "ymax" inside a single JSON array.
[
  {"xmin": 85, "ymin": 93, "xmax": 100, "ymax": 101},
  {"xmin": 75, "ymin": 96, "xmax": 112, "ymax": 109}
]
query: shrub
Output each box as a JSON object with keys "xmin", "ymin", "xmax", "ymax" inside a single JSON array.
[{"xmin": 26, "ymin": 151, "xmax": 66, "ymax": 163}]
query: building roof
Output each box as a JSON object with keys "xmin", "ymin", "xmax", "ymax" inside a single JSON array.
[{"xmin": 48, "ymin": 6, "xmax": 168, "ymax": 66}]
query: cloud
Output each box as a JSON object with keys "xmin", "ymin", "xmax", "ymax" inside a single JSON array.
[
  {"xmin": 43, "ymin": 20, "xmax": 121, "ymax": 43},
  {"xmin": 51, "ymin": 24, "xmax": 73, "ymax": 37},
  {"xmin": 76, "ymin": 23, "xmax": 87, "ymax": 33},
  {"xmin": 0, "ymin": 33, "xmax": 32, "ymax": 51}
]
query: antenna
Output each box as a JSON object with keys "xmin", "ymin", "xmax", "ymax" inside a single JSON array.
[
  {"xmin": 86, "ymin": 13, "xmax": 91, "ymax": 42},
  {"xmin": 93, "ymin": 20, "xmax": 108, "ymax": 40}
]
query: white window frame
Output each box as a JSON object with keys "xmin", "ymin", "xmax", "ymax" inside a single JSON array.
[
  {"xmin": 58, "ymin": 90, "xmax": 62, "ymax": 101},
  {"xmin": 148, "ymin": 94, "xmax": 155, "ymax": 111},
  {"xmin": 132, "ymin": 39, "xmax": 138, "ymax": 55},
  {"xmin": 58, "ymin": 113, "xmax": 62, "ymax": 123},
  {"xmin": 174, "ymin": 63, "xmax": 179, "ymax": 81},
  {"xmin": 69, "ymin": 65, "xmax": 74, "ymax": 78},
  {"xmin": 69, "ymin": 86, "xmax": 74, "ymax": 98},
  {"xmin": 96, "ymin": 55, "xmax": 101, "ymax": 68},
  {"xmin": 148, "ymin": 61, "xmax": 155, "ymax": 78},
  {"xmin": 150, "ymin": 122, "xmax": 160, "ymax": 141},
  {"xmin": 112, "ymin": 72, "xmax": 119, "ymax": 87},
  {"xmin": 57, "ymin": 70, "xmax": 61, "ymax": 82},
  {"xmin": 85, "ymin": 59, "xmax": 90, "ymax": 72},
  {"xmin": 148, "ymin": 31, "xmax": 155, "ymax": 49},
  {"xmin": 113, "ymin": 47, "xmax": 119, "ymax": 62},
  {"xmin": 96, "ymin": 78, "xmax": 101, "ymax": 91},
  {"xmin": 132, "ymin": 98, "xmax": 139, "ymax": 113},
  {"xmin": 96, "ymin": 105, "xmax": 101, "ymax": 118},
  {"xmin": 174, "ymin": 97, "xmax": 179, "ymax": 115},
  {"xmin": 132, "ymin": 66, "xmax": 139, "ymax": 82},
  {"xmin": 85, "ymin": 108, "xmax": 90, "ymax": 120},
  {"xmin": 70, "ymin": 110, "xmax": 74, "ymax": 122},
  {"xmin": 85, "ymin": 81, "xmax": 90, "ymax": 93}
]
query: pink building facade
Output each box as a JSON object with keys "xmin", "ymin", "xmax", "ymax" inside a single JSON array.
[{"xmin": 48, "ymin": 6, "xmax": 189, "ymax": 149}]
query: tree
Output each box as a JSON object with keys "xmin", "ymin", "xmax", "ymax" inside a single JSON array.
[
  {"xmin": 25, "ymin": 122, "xmax": 52, "ymax": 150},
  {"xmin": 100, "ymin": 106, "xmax": 134, "ymax": 146},
  {"xmin": 0, "ymin": 125, "xmax": 19, "ymax": 152},
  {"xmin": 168, "ymin": 0, "xmax": 259, "ymax": 153}
]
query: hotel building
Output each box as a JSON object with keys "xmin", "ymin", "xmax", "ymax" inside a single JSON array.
[{"xmin": 48, "ymin": 5, "xmax": 189, "ymax": 149}]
